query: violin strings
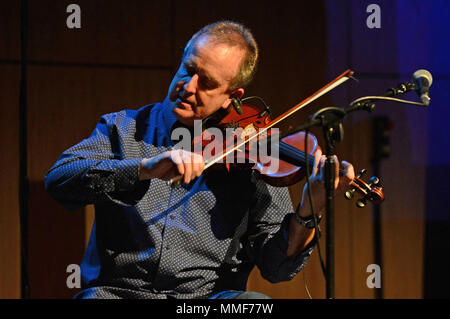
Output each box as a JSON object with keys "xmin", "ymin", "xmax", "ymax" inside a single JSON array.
[
  {"xmin": 277, "ymin": 140, "xmax": 315, "ymax": 167},
  {"xmin": 278, "ymin": 141, "xmax": 345, "ymax": 176}
]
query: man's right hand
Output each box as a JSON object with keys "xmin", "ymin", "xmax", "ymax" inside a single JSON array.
[{"xmin": 138, "ymin": 150, "xmax": 205, "ymax": 184}]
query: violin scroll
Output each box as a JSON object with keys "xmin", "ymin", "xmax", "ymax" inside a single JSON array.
[{"xmin": 344, "ymin": 169, "xmax": 385, "ymax": 208}]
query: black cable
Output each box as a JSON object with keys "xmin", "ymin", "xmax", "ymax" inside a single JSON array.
[
  {"xmin": 241, "ymin": 95, "xmax": 269, "ymax": 107},
  {"xmin": 241, "ymin": 96, "xmax": 271, "ymax": 116},
  {"xmin": 299, "ymin": 130, "xmax": 326, "ymax": 278}
]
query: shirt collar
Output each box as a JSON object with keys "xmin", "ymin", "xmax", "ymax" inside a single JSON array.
[{"xmin": 161, "ymin": 96, "xmax": 178, "ymax": 134}]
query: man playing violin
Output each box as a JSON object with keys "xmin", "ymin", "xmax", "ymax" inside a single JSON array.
[{"xmin": 45, "ymin": 20, "xmax": 354, "ymax": 299}]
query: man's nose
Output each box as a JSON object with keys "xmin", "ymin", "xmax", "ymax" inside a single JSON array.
[{"xmin": 183, "ymin": 74, "xmax": 199, "ymax": 94}]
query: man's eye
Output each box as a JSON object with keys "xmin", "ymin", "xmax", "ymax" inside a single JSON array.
[
  {"xmin": 199, "ymin": 78, "xmax": 217, "ymax": 90},
  {"xmin": 185, "ymin": 64, "xmax": 195, "ymax": 76}
]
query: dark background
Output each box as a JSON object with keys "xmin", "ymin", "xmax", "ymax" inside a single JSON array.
[{"xmin": 0, "ymin": 0, "xmax": 448, "ymax": 298}]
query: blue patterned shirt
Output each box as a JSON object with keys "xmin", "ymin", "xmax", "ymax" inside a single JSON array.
[{"xmin": 45, "ymin": 98, "xmax": 315, "ymax": 299}]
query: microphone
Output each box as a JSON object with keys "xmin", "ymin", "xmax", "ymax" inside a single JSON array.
[
  {"xmin": 350, "ymin": 69, "xmax": 433, "ymax": 112},
  {"xmin": 412, "ymin": 69, "xmax": 433, "ymax": 106}
]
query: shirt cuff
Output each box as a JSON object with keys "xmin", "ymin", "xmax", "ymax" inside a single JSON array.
[
  {"xmin": 107, "ymin": 158, "xmax": 151, "ymax": 205},
  {"xmin": 281, "ymin": 213, "xmax": 320, "ymax": 252}
]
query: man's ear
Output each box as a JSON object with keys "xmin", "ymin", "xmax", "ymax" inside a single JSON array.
[{"xmin": 221, "ymin": 88, "xmax": 245, "ymax": 109}]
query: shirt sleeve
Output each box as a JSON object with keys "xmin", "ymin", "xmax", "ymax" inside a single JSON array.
[
  {"xmin": 247, "ymin": 179, "xmax": 317, "ymax": 283},
  {"xmin": 44, "ymin": 113, "xmax": 150, "ymax": 210}
]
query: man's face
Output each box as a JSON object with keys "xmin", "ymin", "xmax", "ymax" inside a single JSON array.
[{"xmin": 167, "ymin": 36, "xmax": 245, "ymax": 127}]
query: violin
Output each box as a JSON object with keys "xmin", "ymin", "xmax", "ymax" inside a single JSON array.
[{"xmin": 169, "ymin": 70, "xmax": 385, "ymax": 207}]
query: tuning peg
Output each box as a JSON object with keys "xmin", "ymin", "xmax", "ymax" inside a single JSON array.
[
  {"xmin": 369, "ymin": 176, "xmax": 379, "ymax": 186},
  {"xmin": 345, "ymin": 188, "xmax": 356, "ymax": 200},
  {"xmin": 356, "ymin": 168, "xmax": 367, "ymax": 178},
  {"xmin": 356, "ymin": 198, "xmax": 366, "ymax": 208}
]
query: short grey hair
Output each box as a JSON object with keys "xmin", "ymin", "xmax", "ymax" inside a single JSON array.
[{"xmin": 182, "ymin": 20, "xmax": 259, "ymax": 91}]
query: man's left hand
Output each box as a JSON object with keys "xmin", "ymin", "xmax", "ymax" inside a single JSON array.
[{"xmin": 298, "ymin": 148, "xmax": 355, "ymax": 218}]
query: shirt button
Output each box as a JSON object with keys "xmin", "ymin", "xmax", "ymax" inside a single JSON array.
[
  {"xmin": 165, "ymin": 245, "xmax": 170, "ymax": 250},
  {"xmin": 170, "ymin": 215, "xmax": 175, "ymax": 220}
]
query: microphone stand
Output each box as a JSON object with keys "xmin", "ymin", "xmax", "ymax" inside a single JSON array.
[
  {"xmin": 308, "ymin": 108, "xmax": 346, "ymax": 299},
  {"xmin": 322, "ymin": 116, "xmax": 341, "ymax": 299},
  {"xmin": 280, "ymin": 103, "xmax": 374, "ymax": 299}
]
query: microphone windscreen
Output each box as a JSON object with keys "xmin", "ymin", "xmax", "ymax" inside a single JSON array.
[{"xmin": 413, "ymin": 69, "xmax": 433, "ymax": 86}]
